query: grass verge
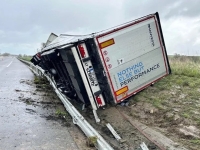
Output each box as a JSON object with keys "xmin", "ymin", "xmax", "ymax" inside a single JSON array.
[
  {"xmin": 129, "ymin": 55, "xmax": 200, "ymax": 149},
  {"xmin": 18, "ymin": 55, "xmax": 32, "ymax": 61}
]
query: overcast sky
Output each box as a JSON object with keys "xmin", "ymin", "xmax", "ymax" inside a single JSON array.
[{"xmin": 0, "ymin": 0, "xmax": 200, "ymax": 55}]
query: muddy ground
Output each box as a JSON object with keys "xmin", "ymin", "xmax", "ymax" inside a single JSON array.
[
  {"xmin": 88, "ymin": 56, "xmax": 200, "ymax": 150},
  {"xmin": 17, "ymin": 78, "xmax": 95, "ymax": 150},
  {"xmin": 28, "ymin": 74, "xmax": 199, "ymax": 149},
  {"xmin": 126, "ymin": 82, "xmax": 200, "ymax": 150},
  {"xmin": 31, "ymin": 76, "xmax": 162, "ymax": 150},
  {"xmin": 30, "ymin": 75, "xmax": 192, "ymax": 150}
]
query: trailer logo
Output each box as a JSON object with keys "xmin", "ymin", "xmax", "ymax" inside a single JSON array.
[
  {"xmin": 105, "ymin": 57, "xmax": 110, "ymax": 62},
  {"xmin": 108, "ymin": 64, "xmax": 112, "ymax": 69},
  {"xmin": 117, "ymin": 58, "xmax": 124, "ymax": 65},
  {"xmin": 148, "ymin": 24, "xmax": 155, "ymax": 47},
  {"xmin": 85, "ymin": 63, "xmax": 98, "ymax": 86},
  {"xmin": 117, "ymin": 62, "xmax": 144, "ymax": 84},
  {"xmin": 103, "ymin": 50, "xmax": 108, "ymax": 56},
  {"xmin": 116, "ymin": 62, "xmax": 160, "ymax": 87}
]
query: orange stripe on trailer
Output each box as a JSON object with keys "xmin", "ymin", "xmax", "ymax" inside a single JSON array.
[
  {"xmin": 99, "ymin": 38, "xmax": 115, "ymax": 49},
  {"xmin": 115, "ymin": 86, "xmax": 128, "ymax": 96}
]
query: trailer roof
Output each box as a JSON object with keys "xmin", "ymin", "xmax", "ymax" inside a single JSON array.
[
  {"xmin": 42, "ymin": 13, "xmax": 155, "ymax": 52},
  {"xmin": 42, "ymin": 34, "xmax": 91, "ymax": 51}
]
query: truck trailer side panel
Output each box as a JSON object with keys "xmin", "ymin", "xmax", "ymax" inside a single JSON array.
[
  {"xmin": 33, "ymin": 12, "xmax": 171, "ymax": 110},
  {"xmin": 95, "ymin": 14, "xmax": 170, "ymax": 103}
]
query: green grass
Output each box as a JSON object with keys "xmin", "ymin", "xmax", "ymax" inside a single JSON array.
[
  {"xmin": 19, "ymin": 55, "xmax": 32, "ymax": 61},
  {"xmin": 129, "ymin": 55, "xmax": 200, "ymax": 148},
  {"xmin": 130, "ymin": 55, "xmax": 200, "ymax": 126},
  {"xmin": 152, "ymin": 98, "xmax": 163, "ymax": 109},
  {"xmin": 190, "ymin": 139, "xmax": 200, "ymax": 145},
  {"xmin": 87, "ymin": 136, "xmax": 97, "ymax": 147},
  {"xmin": 34, "ymin": 76, "xmax": 48, "ymax": 84},
  {"xmin": 170, "ymin": 55, "xmax": 200, "ymax": 77},
  {"xmin": 181, "ymin": 112, "xmax": 190, "ymax": 119},
  {"xmin": 55, "ymin": 109, "xmax": 67, "ymax": 117}
]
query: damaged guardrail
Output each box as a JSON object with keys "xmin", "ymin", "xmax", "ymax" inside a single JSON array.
[{"xmin": 19, "ymin": 58, "xmax": 114, "ymax": 150}]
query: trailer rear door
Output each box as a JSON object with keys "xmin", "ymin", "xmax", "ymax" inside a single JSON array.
[{"xmin": 95, "ymin": 14, "xmax": 170, "ymax": 103}]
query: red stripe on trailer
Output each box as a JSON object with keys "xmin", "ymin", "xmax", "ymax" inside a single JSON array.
[
  {"xmin": 96, "ymin": 38, "xmax": 117, "ymax": 101},
  {"xmin": 116, "ymin": 17, "xmax": 169, "ymax": 103},
  {"xmin": 96, "ymin": 15, "xmax": 169, "ymax": 103},
  {"xmin": 96, "ymin": 16, "xmax": 154, "ymax": 103}
]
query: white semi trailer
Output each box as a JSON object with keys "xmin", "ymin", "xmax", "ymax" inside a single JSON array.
[{"xmin": 38, "ymin": 12, "xmax": 171, "ymax": 122}]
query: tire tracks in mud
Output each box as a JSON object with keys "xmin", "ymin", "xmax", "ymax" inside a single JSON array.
[{"xmin": 115, "ymin": 107, "xmax": 165, "ymax": 150}]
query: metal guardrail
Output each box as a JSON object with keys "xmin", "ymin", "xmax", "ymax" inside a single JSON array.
[{"xmin": 19, "ymin": 58, "xmax": 114, "ymax": 150}]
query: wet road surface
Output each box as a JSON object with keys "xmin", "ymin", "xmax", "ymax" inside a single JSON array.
[{"xmin": 0, "ymin": 57, "xmax": 79, "ymax": 150}]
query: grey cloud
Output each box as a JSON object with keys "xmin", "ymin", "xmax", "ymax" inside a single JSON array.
[
  {"xmin": 0, "ymin": 0, "xmax": 122, "ymax": 46},
  {"xmin": 0, "ymin": 0, "xmax": 115, "ymax": 34},
  {"xmin": 0, "ymin": 0, "xmax": 125, "ymax": 55},
  {"xmin": 122, "ymin": 0, "xmax": 200, "ymax": 19},
  {"xmin": 0, "ymin": 0, "xmax": 200, "ymax": 55},
  {"xmin": 122, "ymin": 0, "xmax": 175, "ymax": 19},
  {"xmin": 164, "ymin": 0, "xmax": 200, "ymax": 18}
]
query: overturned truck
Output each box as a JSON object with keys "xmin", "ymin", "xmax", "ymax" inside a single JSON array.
[{"xmin": 31, "ymin": 12, "xmax": 171, "ymax": 122}]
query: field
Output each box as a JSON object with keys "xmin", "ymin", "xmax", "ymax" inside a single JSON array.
[
  {"xmin": 18, "ymin": 55, "xmax": 32, "ymax": 61},
  {"xmin": 127, "ymin": 55, "xmax": 200, "ymax": 150},
  {"xmin": 28, "ymin": 54, "xmax": 200, "ymax": 149}
]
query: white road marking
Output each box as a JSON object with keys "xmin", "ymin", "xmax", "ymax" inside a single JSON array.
[{"xmin": 6, "ymin": 61, "xmax": 13, "ymax": 67}]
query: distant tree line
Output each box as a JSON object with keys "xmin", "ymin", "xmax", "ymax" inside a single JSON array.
[
  {"xmin": 173, "ymin": 53, "xmax": 200, "ymax": 63},
  {"xmin": 0, "ymin": 53, "xmax": 10, "ymax": 56},
  {"xmin": 18, "ymin": 54, "xmax": 32, "ymax": 57}
]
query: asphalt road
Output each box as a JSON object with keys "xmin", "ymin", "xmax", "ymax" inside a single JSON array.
[{"xmin": 0, "ymin": 57, "xmax": 79, "ymax": 150}]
